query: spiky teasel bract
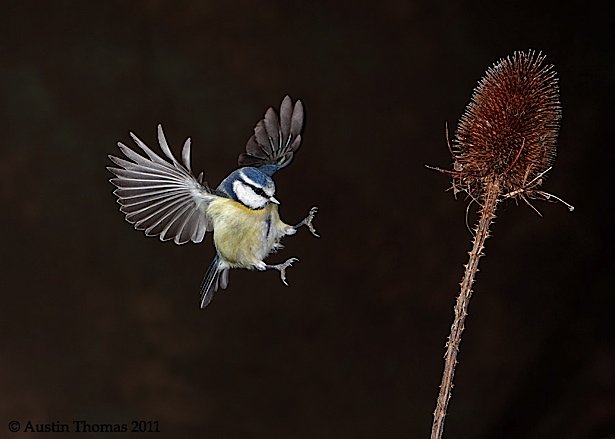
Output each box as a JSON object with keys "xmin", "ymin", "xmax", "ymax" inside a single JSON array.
[{"xmin": 450, "ymin": 50, "xmax": 561, "ymax": 201}]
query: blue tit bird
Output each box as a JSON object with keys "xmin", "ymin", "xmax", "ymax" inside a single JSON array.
[{"xmin": 107, "ymin": 96, "xmax": 319, "ymax": 308}]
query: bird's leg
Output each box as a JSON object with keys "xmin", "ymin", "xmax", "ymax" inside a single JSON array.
[
  {"xmin": 261, "ymin": 258, "xmax": 299, "ymax": 286},
  {"xmin": 294, "ymin": 206, "xmax": 319, "ymax": 237}
]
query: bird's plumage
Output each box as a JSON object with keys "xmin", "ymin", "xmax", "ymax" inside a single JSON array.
[
  {"xmin": 238, "ymin": 95, "xmax": 304, "ymax": 175},
  {"xmin": 108, "ymin": 96, "xmax": 318, "ymax": 308},
  {"xmin": 207, "ymin": 198, "xmax": 291, "ymax": 267},
  {"xmin": 108, "ymin": 125, "xmax": 214, "ymax": 245},
  {"xmin": 200, "ymin": 254, "xmax": 227, "ymax": 309},
  {"xmin": 217, "ymin": 167, "xmax": 276, "ymax": 208}
]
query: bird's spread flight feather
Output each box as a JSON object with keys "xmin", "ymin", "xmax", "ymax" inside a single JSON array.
[
  {"xmin": 107, "ymin": 125, "xmax": 215, "ymax": 245},
  {"xmin": 238, "ymin": 95, "xmax": 304, "ymax": 175}
]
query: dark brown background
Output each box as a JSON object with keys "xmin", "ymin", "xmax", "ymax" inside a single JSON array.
[{"xmin": 1, "ymin": 1, "xmax": 613, "ymax": 438}]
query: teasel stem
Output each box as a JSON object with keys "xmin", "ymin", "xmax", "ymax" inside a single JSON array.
[
  {"xmin": 431, "ymin": 178, "xmax": 499, "ymax": 439},
  {"xmin": 428, "ymin": 50, "xmax": 568, "ymax": 437}
]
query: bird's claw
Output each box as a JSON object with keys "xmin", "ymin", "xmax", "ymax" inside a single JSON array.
[
  {"xmin": 276, "ymin": 257, "xmax": 299, "ymax": 286},
  {"xmin": 302, "ymin": 206, "xmax": 319, "ymax": 237}
]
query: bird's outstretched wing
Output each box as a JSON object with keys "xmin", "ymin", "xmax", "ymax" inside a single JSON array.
[
  {"xmin": 238, "ymin": 95, "xmax": 304, "ymax": 176},
  {"xmin": 108, "ymin": 125, "xmax": 216, "ymax": 245}
]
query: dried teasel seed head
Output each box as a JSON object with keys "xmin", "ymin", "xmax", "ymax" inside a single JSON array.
[{"xmin": 451, "ymin": 50, "xmax": 561, "ymax": 198}]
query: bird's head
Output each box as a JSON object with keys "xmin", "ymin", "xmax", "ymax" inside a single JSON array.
[{"xmin": 221, "ymin": 167, "xmax": 278, "ymax": 210}]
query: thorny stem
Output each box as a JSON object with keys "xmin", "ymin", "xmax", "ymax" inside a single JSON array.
[{"xmin": 430, "ymin": 178, "xmax": 500, "ymax": 439}]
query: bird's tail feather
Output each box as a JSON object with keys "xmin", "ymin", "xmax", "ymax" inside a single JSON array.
[{"xmin": 200, "ymin": 255, "xmax": 228, "ymax": 308}]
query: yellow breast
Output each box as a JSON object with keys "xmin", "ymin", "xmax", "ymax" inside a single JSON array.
[{"xmin": 207, "ymin": 198, "xmax": 275, "ymax": 267}]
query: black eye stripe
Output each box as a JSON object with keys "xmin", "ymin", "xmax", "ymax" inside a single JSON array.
[{"xmin": 248, "ymin": 184, "xmax": 267, "ymax": 197}]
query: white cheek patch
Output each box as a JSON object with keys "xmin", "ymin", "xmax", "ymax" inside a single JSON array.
[{"xmin": 233, "ymin": 181, "xmax": 267, "ymax": 209}]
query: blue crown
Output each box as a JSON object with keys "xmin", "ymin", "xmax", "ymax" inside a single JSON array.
[{"xmin": 218, "ymin": 167, "xmax": 273, "ymax": 201}]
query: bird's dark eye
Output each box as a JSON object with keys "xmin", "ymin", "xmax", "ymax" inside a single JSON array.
[{"xmin": 250, "ymin": 185, "xmax": 266, "ymax": 197}]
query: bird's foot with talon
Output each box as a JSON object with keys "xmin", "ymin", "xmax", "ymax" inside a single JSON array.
[
  {"xmin": 296, "ymin": 206, "xmax": 319, "ymax": 237},
  {"xmin": 266, "ymin": 257, "xmax": 299, "ymax": 286}
]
